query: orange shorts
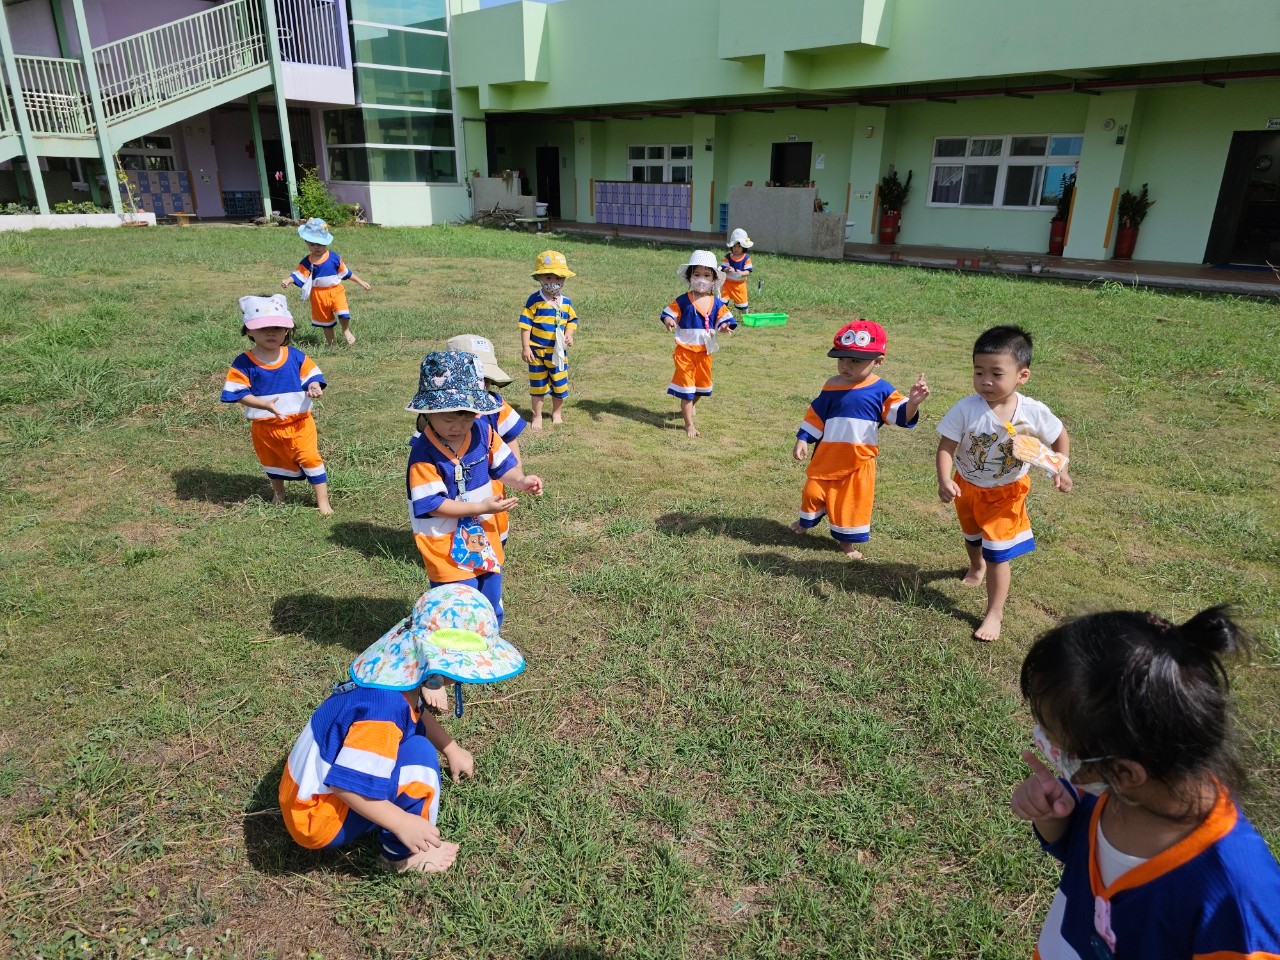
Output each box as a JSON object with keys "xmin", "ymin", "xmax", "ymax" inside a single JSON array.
[
  {"xmin": 953, "ymin": 473, "xmax": 1034, "ymax": 562},
  {"xmin": 668, "ymin": 346, "xmax": 713, "ymax": 400},
  {"xmin": 309, "ymin": 285, "xmax": 350, "ymax": 328},
  {"xmin": 251, "ymin": 412, "xmax": 326, "ymax": 484},
  {"xmin": 722, "ymin": 278, "xmax": 749, "ymax": 309},
  {"xmin": 797, "ymin": 460, "xmax": 876, "ymax": 543}
]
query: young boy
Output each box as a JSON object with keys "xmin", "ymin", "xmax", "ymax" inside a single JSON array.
[
  {"xmin": 721, "ymin": 228, "xmax": 754, "ymax": 312},
  {"xmin": 519, "ymin": 250, "xmax": 578, "ymax": 430},
  {"xmin": 279, "ymin": 584, "xmax": 525, "ymax": 875},
  {"xmin": 281, "ymin": 218, "xmax": 371, "ymax": 346},
  {"xmin": 935, "ymin": 325, "xmax": 1072, "ymax": 642},
  {"xmin": 791, "ymin": 320, "xmax": 929, "ymax": 557}
]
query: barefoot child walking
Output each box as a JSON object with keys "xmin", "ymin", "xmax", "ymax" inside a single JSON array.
[
  {"xmin": 220, "ymin": 294, "xmax": 332, "ymax": 513},
  {"xmin": 519, "ymin": 251, "xmax": 579, "ymax": 429},
  {"xmin": 662, "ymin": 250, "xmax": 737, "ymax": 437},
  {"xmin": 282, "ymin": 218, "xmax": 371, "ymax": 346}
]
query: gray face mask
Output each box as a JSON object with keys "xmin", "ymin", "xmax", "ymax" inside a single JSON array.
[{"xmin": 540, "ymin": 281, "xmax": 562, "ymax": 298}]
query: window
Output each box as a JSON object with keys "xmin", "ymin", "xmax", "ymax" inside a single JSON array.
[
  {"xmin": 117, "ymin": 135, "xmax": 176, "ymax": 171},
  {"xmin": 929, "ymin": 134, "xmax": 1082, "ymax": 209},
  {"xmin": 350, "ymin": 0, "xmax": 446, "ymax": 32},
  {"xmin": 628, "ymin": 144, "xmax": 693, "ymax": 184}
]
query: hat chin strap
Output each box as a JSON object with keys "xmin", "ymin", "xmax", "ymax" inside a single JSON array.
[{"xmin": 454, "ymin": 682, "xmax": 464, "ymax": 718}]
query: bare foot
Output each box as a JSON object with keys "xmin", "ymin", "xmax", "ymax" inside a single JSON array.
[
  {"xmin": 317, "ymin": 503, "xmax": 334, "ymax": 516},
  {"xmin": 531, "ymin": 417, "xmax": 544, "ymax": 432},
  {"xmin": 551, "ymin": 414, "xmax": 564, "ymax": 425},
  {"xmin": 343, "ymin": 329, "xmax": 356, "ymax": 345},
  {"xmin": 973, "ymin": 614, "xmax": 1002, "ymax": 642},
  {"xmin": 788, "ymin": 521, "xmax": 808, "ymax": 535},
  {"xmin": 382, "ymin": 840, "xmax": 460, "ymax": 875},
  {"xmin": 271, "ymin": 493, "xmax": 286, "ymax": 505},
  {"xmin": 960, "ymin": 565, "xmax": 986, "ymax": 586},
  {"xmin": 685, "ymin": 426, "xmax": 700, "ymax": 437},
  {"xmin": 840, "ymin": 544, "xmax": 864, "ymax": 559}
]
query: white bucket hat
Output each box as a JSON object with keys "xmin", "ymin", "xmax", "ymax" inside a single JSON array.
[
  {"xmin": 445, "ymin": 334, "xmax": 513, "ymax": 387},
  {"xmin": 726, "ymin": 228, "xmax": 754, "ymax": 249},
  {"xmin": 676, "ymin": 249, "xmax": 725, "ymax": 288}
]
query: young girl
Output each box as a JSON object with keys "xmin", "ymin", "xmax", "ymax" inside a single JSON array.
[
  {"xmin": 661, "ymin": 250, "xmax": 737, "ymax": 437},
  {"xmin": 720, "ymin": 228, "xmax": 754, "ymax": 312},
  {"xmin": 1014, "ymin": 606, "xmax": 1280, "ymax": 959},
  {"xmin": 281, "ymin": 218, "xmax": 371, "ymax": 346},
  {"xmin": 220, "ymin": 295, "xmax": 332, "ymax": 513},
  {"xmin": 405, "ymin": 351, "xmax": 544, "ymax": 626}
]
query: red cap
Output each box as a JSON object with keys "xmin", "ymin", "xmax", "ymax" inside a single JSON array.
[{"xmin": 828, "ymin": 320, "xmax": 888, "ymax": 358}]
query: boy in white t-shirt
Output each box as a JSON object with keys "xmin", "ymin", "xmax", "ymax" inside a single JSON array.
[{"xmin": 935, "ymin": 325, "xmax": 1072, "ymax": 642}]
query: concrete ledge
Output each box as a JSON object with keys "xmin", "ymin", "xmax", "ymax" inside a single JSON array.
[{"xmin": 0, "ymin": 212, "xmax": 156, "ymax": 231}]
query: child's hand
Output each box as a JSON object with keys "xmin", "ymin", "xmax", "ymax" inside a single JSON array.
[
  {"xmin": 565, "ymin": 332, "xmax": 574, "ymax": 347},
  {"xmin": 1054, "ymin": 470, "xmax": 1073, "ymax": 494},
  {"xmin": 518, "ymin": 474, "xmax": 544, "ymax": 496},
  {"xmin": 662, "ymin": 317, "xmax": 677, "ymax": 331},
  {"xmin": 443, "ymin": 742, "xmax": 475, "ymax": 783},
  {"xmin": 793, "ymin": 439, "xmax": 808, "ymax": 462},
  {"xmin": 421, "ymin": 684, "xmax": 448, "ymax": 714},
  {"xmin": 394, "ymin": 811, "xmax": 443, "ymax": 854},
  {"xmin": 306, "ymin": 382, "xmax": 323, "ymax": 398},
  {"xmin": 357, "ymin": 278, "xmax": 371, "ymax": 291},
  {"xmin": 909, "ymin": 373, "xmax": 930, "ymax": 405},
  {"xmin": 280, "ymin": 278, "xmax": 291, "ymax": 290},
  {"xmin": 522, "ymin": 346, "xmax": 536, "ymax": 364},
  {"xmin": 480, "ymin": 495, "xmax": 519, "ymax": 514},
  {"xmin": 1011, "ymin": 750, "xmax": 1077, "ymax": 822},
  {"xmin": 938, "ymin": 477, "xmax": 962, "ymax": 503}
]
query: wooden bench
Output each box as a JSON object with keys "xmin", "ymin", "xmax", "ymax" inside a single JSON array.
[
  {"xmin": 172, "ymin": 212, "xmax": 195, "ymax": 227},
  {"xmin": 511, "ymin": 217, "xmax": 549, "ymax": 233}
]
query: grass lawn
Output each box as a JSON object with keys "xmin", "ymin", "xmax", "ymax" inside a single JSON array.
[{"xmin": 0, "ymin": 224, "xmax": 1276, "ymax": 960}]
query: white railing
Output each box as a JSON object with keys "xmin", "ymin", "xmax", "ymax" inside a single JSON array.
[
  {"xmin": 0, "ymin": 77, "xmax": 15, "ymax": 137},
  {"xmin": 92, "ymin": 0, "xmax": 268, "ymax": 125},
  {"xmin": 276, "ymin": 0, "xmax": 345, "ymax": 68},
  {"xmin": 13, "ymin": 56, "xmax": 93, "ymax": 137}
]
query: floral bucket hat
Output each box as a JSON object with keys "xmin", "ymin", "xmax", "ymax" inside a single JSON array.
[
  {"xmin": 405, "ymin": 351, "xmax": 502, "ymax": 415},
  {"xmin": 298, "ymin": 218, "xmax": 334, "ymax": 245},
  {"xmin": 349, "ymin": 584, "xmax": 526, "ymax": 699}
]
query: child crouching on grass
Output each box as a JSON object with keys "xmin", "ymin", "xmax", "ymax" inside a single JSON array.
[
  {"xmin": 279, "ymin": 584, "xmax": 525, "ymax": 875},
  {"xmin": 220, "ymin": 294, "xmax": 332, "ymax": 514}
]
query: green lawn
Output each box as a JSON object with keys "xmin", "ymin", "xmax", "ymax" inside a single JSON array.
[{"xmin": 0, "ymin": 224, "xmax": 1276, "ymax": 960}]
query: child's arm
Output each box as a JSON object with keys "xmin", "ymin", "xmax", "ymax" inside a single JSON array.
[
  {"xmin": 520, "ymin": 328, "xmax": 534, "ymax": 364},
  {"xmin": 237, "ymin": 395, "xmax": 281, "ymax": 417},
  {"xmin": 1051, "ymin": 428, "xmax": 1072, "ymax": 493},
  {"xmin": 936, "ymin": 437, "xmax": 962, "ymax": 503},
  {"xmin": 497, "ymin": 465, "xmax": 544, "ymax": 497},
  {"xmin": 1011, "ymin": 751, "xmax": 1076, "ymax": 845},
  {"xmin": 282, "ymin": 261, "xmax": 307, "ymax": 289},
  {"xmin": 903, "ymin": 374, "xmax": 930, "ymax": 421},
  {"xmin": 506, "ymin": 438, "xmax": 522, "ymax": 469},
  {"xmin": 431, "ymin": 494, "xmax": 518, "ymax": 518},
  {"xmin": 564, "ymin": 305, "xmax": 578, "ymax": 347},
  {"xmin": 331, "ymin": 788, "xmax": 442, "ymax": 853},
  {"xmin": 348, "ymin": 271, "xmax": 371, "ymax": 291},
  {"xmin": 793, "ymin": 438, "xmax": 809, "ymax": 461},
  {"xmin": 420, "ymin": 710, "xmax": 474, "ymax": 782}
]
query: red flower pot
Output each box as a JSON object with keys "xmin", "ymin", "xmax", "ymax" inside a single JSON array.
[
  {"xmin": 1113, "ymin": 225, "xmax": 1139, "ymax": 260},
  {"xmin": 1048, "ymin": 220, "xmax": 1067, "ymax": 256},
  {"xmin": 878, "ymin": 211, "xmax": 901, "ymax": 244}
]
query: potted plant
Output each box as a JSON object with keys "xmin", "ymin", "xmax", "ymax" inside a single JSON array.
[
  {"xmin": 1113, "ymin": 183, "xmax": 1153, "ymax": 260},
  {"xmin": 878, "ymin": 168, "xmax": 912, "ymax": 244},
  {"xmin": 1047, "ymin": 172, "xmax": 1075, "ymax": 256}
]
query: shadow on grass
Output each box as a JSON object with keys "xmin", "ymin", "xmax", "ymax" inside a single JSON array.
[
  {"xmin": 330, "ymin": 520, "xmax": 419, "ymax": 566},
  {"xmin": 242, "ymin": 757, "xmax": 371, "ymax": 878},
  {"xmin": 575, "ymin": 398, "xmax": 680, "ymax": 429},
  {"xmin": 741, "ymin": 550, "xmax": 981, "ymax": 628},
  {"xmin": 172, "ymin": 467, "xmax": 270, "ymax": 505},
  {"xmin": 526, "ymin": 948, "xmax": 611, "ymax": 960},
  {"xmin": 657, "ymin": 512, "xmax": 833, "ymax": 552},
  {"xmin": 271, "ymin": 592, "xmax": 412, "ymax": 652}
]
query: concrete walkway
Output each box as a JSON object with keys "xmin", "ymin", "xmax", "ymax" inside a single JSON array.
[{"xmin": 549, "ymin": 220, "xmax": 1280, "ymax": 299}]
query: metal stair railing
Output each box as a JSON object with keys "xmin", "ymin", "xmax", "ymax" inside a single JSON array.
[
  {"xmin": 92, "ymin": 0, "xmax": 268, "ymax": 126},
  {"xmin": 12, "ymin": 55, "xmax": 93, "ymax": 137}
]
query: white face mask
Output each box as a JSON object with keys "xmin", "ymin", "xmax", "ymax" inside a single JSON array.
[
  {"xmin": 540, "ymin": 281, "xmax": 562, "ymax": 298},
  {"xmin": 690, "ymin": 277, "xmax": 714, "ymax": 294},
  {"xmin": 1032, "ymin": 724, "xmax": 1110, "ymax": 795}
]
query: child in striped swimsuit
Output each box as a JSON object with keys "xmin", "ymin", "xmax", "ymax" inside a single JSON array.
[{"xmin": 519, "ymin": 250, "xmax": 579, "ymax": 430}]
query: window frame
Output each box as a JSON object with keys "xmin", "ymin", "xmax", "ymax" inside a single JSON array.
[
  {"xmin": 627, "ymin": 143, "xmax": 694, "ymax": 184},
  {"xmin": 927, "ymin": 133, "xmax": 1082, "ymax": 211}
]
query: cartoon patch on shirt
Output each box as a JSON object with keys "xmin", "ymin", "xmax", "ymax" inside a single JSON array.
[
  {"xmin": 993, "ymin": 437, "xmax": 1022, "ymax": 480},
  {"xmin": 967, "ymin": 431, "xmax": 999, "ymax": 472}
]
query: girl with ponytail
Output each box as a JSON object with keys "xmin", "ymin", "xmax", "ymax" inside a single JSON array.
[{"xmin": 1011, "ymin": 606, "xmax": 1280, "ymax": 959}]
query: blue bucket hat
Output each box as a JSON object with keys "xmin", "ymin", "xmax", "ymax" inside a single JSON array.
[
  {"xmin": 298, "ymin": 218, "xmax": 334, "ymax": 245},
  {"xmin": 405, "ymin": 351, "xmax": 502, "ymax": 415}
]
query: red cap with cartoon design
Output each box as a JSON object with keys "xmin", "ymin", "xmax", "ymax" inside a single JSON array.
[{"xmin": 828, "ymin": 320, "xmax": 888, "ymax": 358}]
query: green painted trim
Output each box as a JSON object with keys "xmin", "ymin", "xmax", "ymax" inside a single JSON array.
[
  {"xmin": 0, "ymin": 6, "xmax": 51, "ymax": 213},
  {"xmin": 68, "ymin": 0, "xmax": 122, "ymax": 215},
  {"xmin": 50, "ymin": 0, "xmax": 71, "ymax": 59},
  {"xmin": 249, "ymin": 92, "xmax": 272, "ymax": 219},
  {"xmin": 260, "ymin": 0, "xmax": 298, "ymax": 219}
]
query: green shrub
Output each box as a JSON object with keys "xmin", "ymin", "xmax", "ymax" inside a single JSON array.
[
  {"xmin": 293, "ymin": 168, "xmax": 360, "ymax": 226},
  {"xmin": 53, "ymin": 200, "xmax": 110, "ymax": 215},
  {"xmin": 0, "ymin": 202, "xmax": 39, "ymax": 215}
]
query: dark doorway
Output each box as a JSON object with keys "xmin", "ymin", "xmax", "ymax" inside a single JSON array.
[
  {"xmin": 1204, "ymin": 130, "xmax": 1280, "ymax": 265},
  {"xmin": 770, "ymin": 141, "xmax": 813, "ymax": 187},
  {"xmin": 262, "ymin": 140, "xmax": 293, "ymax": 215},
  {"xmin": 535, "ymin": 146, "xmax": 561, "ymax": 218}
]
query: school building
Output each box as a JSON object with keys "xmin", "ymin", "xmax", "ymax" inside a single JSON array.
[{"xmin": 1, "ymin": 1, "xmax": 1277, "ymax": 265}]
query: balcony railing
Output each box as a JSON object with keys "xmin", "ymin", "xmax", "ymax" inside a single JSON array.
[
  {"xmin": 13, "ymin": 56, "xmax": 93, "ymax": 137},
  {"xmin": 277, "ymin": 0, "xmax": 345, "ymax": 68},
  {"xmin": 92, "ymin": 0, "xmax": 268, "ymax": 126}
]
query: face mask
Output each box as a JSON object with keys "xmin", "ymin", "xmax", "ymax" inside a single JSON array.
[
  {"xmin": 540, "ymin": 281, "xmax": 562, "ymax": 298},
  {"xmin": 1032, "ymin": 724, "xmax": 1110, "ymax": 794},
  {"xmin": 690, "ymin": 277, "xmax": 713, "ymax": 294}
]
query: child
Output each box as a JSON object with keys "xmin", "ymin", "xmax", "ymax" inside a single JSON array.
[
  {"xmin": 444, "ymin": 334, "xmax": 527, "ymax": 546},
  {"xmin": 791, "ymin": 320, "xmax": 930, "ymax": 558},
  {"xmin": 661, "ymin": 249, "xmax": 737, "ymax": 438},
  {"xmin": 935, "ymin": 325, "xmax": 1071, "ymax": 641},
  {"xmin": 1013, "ymin": 606, "xmax": 1280, "ymax": 957},
  {"xmin": 519, "ymin": 250, "xmax": 578, "ymax": 430},
  {"xmin": 279, "ymin": 583, "xmax": 526, "ymax": 875},
  {"xmin": 281, "ymin": 217, "xmax": 371, "ymax": 347},
  {"xmin": 220, "ymin": 295, "xmax": 332, "ymax": 514},
  {"xmin": 405, "ymin": 351, "xmax": 544, "ymax": 626},
  {"xmin": 721, "ymin": 228, "xmax": 755, "ymax": 312}
]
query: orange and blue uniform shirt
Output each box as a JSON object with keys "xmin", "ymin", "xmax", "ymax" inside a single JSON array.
[
  {"xmin": 279, "ymin": 683, "xmax": 442, "ymax": 859},
  {"xmin": 794, "ymin": 376, "xmax": 916, "ymax": 542},
  {"xmin": 1033, "ymin": 783, "xmax": 1280, "ymax": 959},
  {"xmin": 519, "ymin": 292, "xmax": 578, "ymax": 397},
  {"xmin": 720, "ymin": 252, "xmax": 753, "ymax": 308},
  {"xmin": 663, "ymin": 292, "xmax": 736, "ymax": 400},
  {"xmin": 221, "ymin": 347, "xmax": 327, "ymax": 483},
  {"xmin": 483, "ymin": 392, "xmax": 525, "ymax": 544},
  {"xmin": 290, "ymin": 251, "xmax": 353, "ymax": 327}
]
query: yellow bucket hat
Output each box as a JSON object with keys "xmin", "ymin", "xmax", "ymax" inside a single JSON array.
[{"xmin": 531, "ymin": 250, "xmax": 575, "ymax": 279}]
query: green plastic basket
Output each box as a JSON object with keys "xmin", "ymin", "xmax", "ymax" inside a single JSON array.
[{"xmin": 740, "ymin": 312, "xmax": 788, "ymax": 327}]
